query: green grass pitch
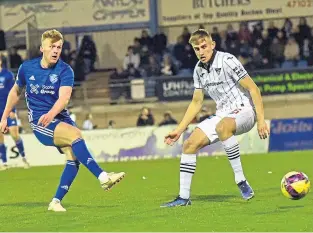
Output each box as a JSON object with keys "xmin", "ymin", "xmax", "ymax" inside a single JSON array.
[{"xmin": 0, "ymin": 151, "xmax": 312, "ymax": 231}]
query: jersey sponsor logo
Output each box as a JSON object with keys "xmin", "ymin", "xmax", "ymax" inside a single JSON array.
[
  {"xmin": 204, "ymin": 81, "xmax": 224, "ymax": 88},
  {"xmin": 232, "ymin": 66, "xmax": 244, "ymax": 76},
  {"xmin": 29, "ymin": 75, "xmax": 35, "ymax": 81},
  {"xmin": 40, "ymin": 85, "xmax": 55, "ymax": 95},
  {"xmin": 49, "ymin": 74, "xmax": 58, "ymax": 84},
  {"xmin": 30, "ymin": 84, "xmax": 40, "ymax": 94}
]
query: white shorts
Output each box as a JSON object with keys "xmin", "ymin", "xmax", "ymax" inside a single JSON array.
[{"xmin": 197, "ymin": 107, "xmax": 256, "ymax": 144}]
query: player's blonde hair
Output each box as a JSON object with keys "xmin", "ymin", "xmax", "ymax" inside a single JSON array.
[
  {"xmin": 189, "ymin": 29, "xmax": 212, "ymax": 45},
  {"xmin": 41, "ymin": 29, "xmax": 63, "ymax": 44}
]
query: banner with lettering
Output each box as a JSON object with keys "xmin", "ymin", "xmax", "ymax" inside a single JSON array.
[
  {"xmin": 159, "ymin": 0, "xmax": 313, "ymax": 26},
  {"xmin": 156, "ymin": 68, "xmax": 313, "ymax": 101},
  {"xmin": 269, "ymin": 117, "xmax": 313, "ymax": 152},
  {"xmin": 1, "ymin": 0, "xmax": 150, "ymax": 31},
  {"xmin": 3, "ymin": 122, "xmax": 269, "ymax": 168}
]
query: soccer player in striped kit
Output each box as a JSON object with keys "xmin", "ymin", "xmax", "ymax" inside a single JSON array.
[{"xmin": 161, "ymin": 29, "xmax": 269, "ymax": 207}]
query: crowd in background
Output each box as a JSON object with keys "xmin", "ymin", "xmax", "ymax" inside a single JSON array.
[{"xmin": 110, "ymin": 17, "xmax": 313, "ymax": 82}]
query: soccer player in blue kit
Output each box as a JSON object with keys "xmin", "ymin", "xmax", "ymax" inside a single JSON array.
[
  {"xmin": 0, "ymin": 29, "xmax": 125, "ymax": 212},
  {"xmin": 0, "ymin": 55, "xmax": 30, "ymax": 170}
]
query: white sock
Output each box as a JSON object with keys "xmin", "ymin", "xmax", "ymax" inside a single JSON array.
[
  {"xmin": 179, "ymin": 154, "xmax": 196, "ymax": 199},
  {"xmin": 98, "ymin": 171, "xmax": 108, "ymax": 182},
  {"xmin": 52, "ymin": 198, "xmax": 60, "ymax": 203},
  {"xmin": 222, "ymin": 136, "xmax": 246, "ymax": 184}
]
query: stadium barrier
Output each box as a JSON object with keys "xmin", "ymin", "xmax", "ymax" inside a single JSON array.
[
  {"xmin": 155, "ymin": 67, "xmax": 313, "ymax": 101},
  {"xmin": 269, "ymin": 117, "xmax": 313, "ymax": 152},
  {"xmin": 3, "ymin": 122, "xmax": 269, "ymax": 168}
]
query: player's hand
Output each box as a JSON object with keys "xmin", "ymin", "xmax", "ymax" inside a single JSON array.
[
  {"xmin": 0, "ymin": 118, "xmax": 8, "ymax": 134},
  {"xmin": 164, "ymin": 129, "xmax": 183, "ymax": 146},
  {"xmin": 257, "ymin": 120, "xmax": 270, "ymax": 139},
  {"xmin": 38, "ymin": 112, "xmax": 54, "ymax": 128}
]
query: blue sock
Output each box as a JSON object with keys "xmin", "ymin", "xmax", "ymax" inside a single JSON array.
[
  {"xmin": 15, "ymin": 139, "xmax": 25, "ymax": 157},
  {"xmin": 55, "ymin": 160, "xmax": 80, "ymax": 201},
  {"xmin": 71, "ymin": 138, "xmax": 103, "ymax": 178},
  {"xmin": 0, "ymin": 144, "xmax": 7, "ymax": 163}
]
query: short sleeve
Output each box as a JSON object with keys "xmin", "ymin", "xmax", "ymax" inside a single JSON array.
[
  {"xmin": 223, "ymin": 55, "xmax": 248, "ymax": 82},
  {"xmin": 15, "ymin": 65, "xmax": 26, "ymax": 88},
  {"xmin": 60, "ymin": 66, "xmax": 74, "ymax": 87},
  {"xmin": 193, "ymin": 67, "xmax": 202, "ymax": 89}
]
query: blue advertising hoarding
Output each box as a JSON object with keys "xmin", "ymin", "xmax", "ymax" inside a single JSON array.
[{"xmin": 269, "ymin": 117, "xmax": 313, "ymax": 152}]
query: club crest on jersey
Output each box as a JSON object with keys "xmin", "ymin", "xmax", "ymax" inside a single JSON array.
[
  {"xmin": 0, "ymin": 77, "xmax": 5, "ymax": 82},
  {"xmin": 49, "ymin": 74, "xmax": 58, "ymax": 84}
]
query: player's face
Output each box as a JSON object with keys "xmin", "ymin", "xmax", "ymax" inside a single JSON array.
[
  {"xmin": 40, "ymin": 38, "xmax": 63, "ymax": 65},
  {"xmin": 192, "ymin": 37, "xmax": 216, "ymax": 63}
]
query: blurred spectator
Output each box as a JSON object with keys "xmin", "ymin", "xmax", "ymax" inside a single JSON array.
[
  {"xmin": 282, "ymin": 18, "xmax": 293, "ymax": 39},
  {"xmin": 143, "ymin": 55, "xmax": 161, "ymax": 77},
  {"xmin": 302, "ymin": 38, "xmax": 311, "ymax": 61},
  {"xmin": 270, "ymin": 37, "xmax": 285, "ymax": 67},
  {"xmin": 127, "ymin": 64, "xmax": 141, "ymax": 79},
  {"xmin": 161, "ymin": 54, "xmax": 177, "ymax": 76},
  {"xmin": 180, "ymin": 44, "xmax": 198, "ymax": 70},
  {"xmin": 139, "ymin": 30, "xmax": 153, "ymax": 49},
  {"xmin": 173, "ymin": 36, "xmax": 185, "ymax": 63},
  {"xmin": 123, "ymin": 46, "xmax": 140, "ymax": 70},
  {"xmin": 82, "ymin": 113, "xmax": 97, "ymax": 130},
  {"xmin": 277, "ymin": 30, "xmax": 287, "ymax": 44},
  {"xmin": 9, "ymin": 47, "xmax": 23, "ymax": 69},
  {"xmin": 298, "ymin": 17, "xmax": 311, "ymax": 40},
  {"xmin": 133, "ymin": 37, "xmax": 141, "ymax": 54},
  {"xmin": 159, "ymin": 111, "xmax": 177, "ymax": 126},
  {"xmin": 227, "ymin": 40, "xmax": 240, "ymax": 57},
  {"xmin": 136, "ymin": 107, "xmax": 154, "ymax": 126},
  {"xmin": 226, "ymin": 23, "xmax": 238, "ymax": 45},
  {"xmin": 79, "ymin": 35, "xmax": 97, "ymax": 72},
  {"xmin": 211, "ymin": 27, "xmax": 222, "ymax": 51},
  {"xmin": 153, "ymin": 32, "xmax": 167, "ymax": 55},
  {"xmin": 70, "ymin": 50, "xmax": 86, "ymax": 82},
  {"xmin": 181, "ymin": 26, "xmax": 191, "ymax": 45},
  {"xmin": 239, "ymin": 40, "xmax": 251, "ymax": 57},
  {"xmin": 284, "ymin": 37, "xmax": 300, "ymax": 61},
  {"xmin": 238, "ymin": 22, "xmax": 252, "ymax": 43},
  {"xmin": 108, "ymin": 120, "xmax": 116, "ymax": 129},
  {"xmin": 252, "ymin": 23, "xmax": 263, "ymax": 43},
  {"xmin": 247, "ymin": 47, "xmax": 263, "ymax": 70},
  {"xmin": 267, "ymin": 21, "xmax": 279, "ymax": 40},
  {"xmin": 0, "ymin": 29, "xmax": 6, "ymax": 51}
]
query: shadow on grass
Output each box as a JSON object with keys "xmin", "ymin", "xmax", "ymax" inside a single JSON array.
[{"xmin": 192, "ymin": 194, "xmax": 239, "ymax": 203}]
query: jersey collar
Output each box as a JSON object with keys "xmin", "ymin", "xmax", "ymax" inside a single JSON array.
[{"xmin": 198, "ymin": 49, "xmax": 217, "ymax": 71}]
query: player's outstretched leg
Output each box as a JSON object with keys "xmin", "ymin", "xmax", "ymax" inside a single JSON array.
[
  {"xmin": 9, "ymin": 125, "xmax": 30, "ymax": 169},
  {"xmin": 161, "ymin": 128, "xmax": 209, "ymax": 207},
  {"xmin": 48, "ymin": 147, "xmax": 79, "ymax": 212},
  {"xmin": 216, "ymin": 117, "xmax": 254, "ymax": 200},
  {"xmin": 54, "ymin": 122, "xmax": 125, "ymax": 192}
]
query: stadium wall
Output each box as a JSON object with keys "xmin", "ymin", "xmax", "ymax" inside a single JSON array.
[{"xmin": 4, "ymin": 121, "xmax": 270, "ymax": 168}]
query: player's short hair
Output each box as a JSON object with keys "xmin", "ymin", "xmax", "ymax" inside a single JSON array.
[
  {"xmin": 189, "ymin": 29, "xmax": 212, "ymax": 45},
  {"xmin": 41, "ymin": 29, "xmax": 63, "ymax": 44}
]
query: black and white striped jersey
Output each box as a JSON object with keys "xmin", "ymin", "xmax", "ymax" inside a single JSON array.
[{"xmin": 193, "ymin": 50, "xmax": 254, "ymax": 114}]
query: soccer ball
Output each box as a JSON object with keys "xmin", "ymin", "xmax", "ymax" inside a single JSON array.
[{"xmin": 281, "ymin": 171, "xmax": 310, "ymax": 200}]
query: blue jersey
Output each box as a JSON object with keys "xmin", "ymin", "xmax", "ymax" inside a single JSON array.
[
  {"xmin": 0, "ymin": 68, "xmax": 15, "ymax": 111},
  {"xmin": 16, "ymin": 57, "xmax": 74, "ymax": 122}
]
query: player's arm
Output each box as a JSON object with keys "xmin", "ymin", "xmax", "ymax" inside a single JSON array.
[
  {"xmin": 224, "ymin": 55, "xmax": 269, "ymax": 139},
  {"xmin": 48, "ymin": 86, "xmax": 72, "ymax": 118},
  {"xmin": 1, "ymin": 84, "xmax": 23, "ymax": 121},
  {"xmin": 239, "ymin": 76, "xmax": 264, "ymax": 122},
  {"xmin": 176, "ymin": 89, "xmax": 204, "ymax": 133}
]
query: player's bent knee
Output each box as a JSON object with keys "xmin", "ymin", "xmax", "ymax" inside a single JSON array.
[{"xmin": 215, "ymin": 118, "xmax": 235, "ymax": 135}]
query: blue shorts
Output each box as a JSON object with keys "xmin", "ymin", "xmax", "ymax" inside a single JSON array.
[
  {"xmin": 0, "ymin": 109, "xmax": 17, "ymax": 127},
  {"xmin": 30, "ymin": 116, "xmax": 76, "ymax": 154}
]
